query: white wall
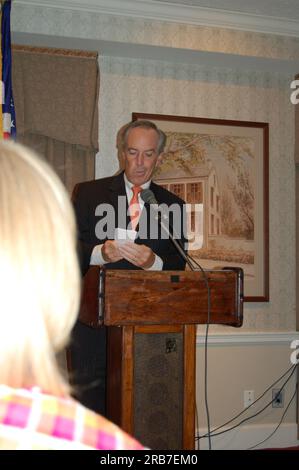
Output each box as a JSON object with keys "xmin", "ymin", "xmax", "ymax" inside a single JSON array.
[{"xmin": 196, "ymin": 332, "xmax": 299, "ymax": 449}]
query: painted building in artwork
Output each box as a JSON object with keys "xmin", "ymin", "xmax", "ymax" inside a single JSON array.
[{"xmin": 154, "ymin": 164, "xmax": 221, "ymax": 250}]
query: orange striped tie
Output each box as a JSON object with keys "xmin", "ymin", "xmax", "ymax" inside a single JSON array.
[{"xmin": 129, "ymin": 186, "xmax": 142, "ymax": 230}]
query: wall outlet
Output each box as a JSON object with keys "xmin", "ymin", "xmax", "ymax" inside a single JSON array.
[
  {"xmin": 244, "ymin": 390, "xmax": 254, "ymax": 408},
  {"xmin": 272, "ymin": 389, "xmax": 284, "ymax": 408}
]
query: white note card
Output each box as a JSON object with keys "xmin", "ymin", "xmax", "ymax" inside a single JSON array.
[{"xmin": 114, "ymin": 227, "xmax": 137, "ymax": 244}]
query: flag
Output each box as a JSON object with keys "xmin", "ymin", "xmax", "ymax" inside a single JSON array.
[
  {"xmin": 1, "ymin": 0, "xmax": 16, "ymax": 139},
  {"xmin": 0, "ymin": 5, "xmax": 3, "ymax": 139}
]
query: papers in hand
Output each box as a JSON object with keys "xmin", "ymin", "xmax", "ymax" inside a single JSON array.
[{"xmin": 114, "ymin": 227, "xmax": 137, "ymax": 244}]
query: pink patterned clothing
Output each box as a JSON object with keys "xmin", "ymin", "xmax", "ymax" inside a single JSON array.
[{"xmin": 0, "ymin": 385, "xmax": 144, "ymax": 450}]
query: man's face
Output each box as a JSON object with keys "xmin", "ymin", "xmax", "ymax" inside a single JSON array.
[{"xmin": 122, "ymin": 127, "xmax": 162, "ymax": 186}]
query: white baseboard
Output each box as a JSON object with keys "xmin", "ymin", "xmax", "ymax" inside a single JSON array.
[
  {"xmin": 196, "ymin": 331, "xmax": 299, "ymax": 346},
  {"xmin": 197, "ymin": 423, "xmax": 299, "ymax": 450}
]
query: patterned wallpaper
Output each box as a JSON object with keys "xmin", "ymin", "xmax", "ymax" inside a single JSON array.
[
  {"xmin": 98, "ymin": 56, "xmax": 296, "ymax": 332},
  {"xmin": 11, "ymin": 2, "xmax": 297, "ymax": 332}
]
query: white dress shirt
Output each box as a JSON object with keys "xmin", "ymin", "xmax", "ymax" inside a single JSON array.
[{"xmin": 90, "ymin": 174, "xmax": 163, "ymax": 270}]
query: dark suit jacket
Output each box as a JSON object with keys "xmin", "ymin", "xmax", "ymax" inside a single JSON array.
[{"xmin": 72, "ymin": 171, "xmax": 187, "ymax": 275}]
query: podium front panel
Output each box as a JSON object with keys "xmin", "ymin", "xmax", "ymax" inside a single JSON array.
[{"xmin": 133, "ymin": 331, "xmax": 184, "ymax": 449}]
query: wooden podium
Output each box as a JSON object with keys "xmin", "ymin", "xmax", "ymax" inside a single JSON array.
[{"xmin": 79, "ymin": 266, "xmax": 243, "ymax": 450}]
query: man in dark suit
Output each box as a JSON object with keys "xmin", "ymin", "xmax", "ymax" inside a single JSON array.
[{"xmin": 69, "ymin": 120, "xmax": 187, "ymax": 415}]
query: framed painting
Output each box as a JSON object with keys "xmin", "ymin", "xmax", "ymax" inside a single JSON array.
[{"xmin": 133, "ymin": 113, "xmax": 269, "ymax": 302}]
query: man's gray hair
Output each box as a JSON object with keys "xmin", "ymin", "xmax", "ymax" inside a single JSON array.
[{"xmin": 121, "ymin": 120, "xmax": 167, "ymax": 155}]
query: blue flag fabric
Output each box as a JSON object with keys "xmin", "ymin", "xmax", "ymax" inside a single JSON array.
[{"xmin": 2, "ymin": 0, "xmax": 16, "ymax": 139}]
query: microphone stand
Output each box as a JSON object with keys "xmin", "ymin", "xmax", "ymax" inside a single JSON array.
[{"xmin": 156, "ymin": 213, "xmax": 196, "ymax": 271}]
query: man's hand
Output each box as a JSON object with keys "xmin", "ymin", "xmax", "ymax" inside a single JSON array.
[
  {"xmin": 118, "ymin": 241, "xmax": 155, "ymax": 269},
  {"xmin": 101, "ymin": 240, "xmax": 123, "ymax": 263}
]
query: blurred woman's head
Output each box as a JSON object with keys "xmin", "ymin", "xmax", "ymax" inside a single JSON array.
[{"xmin": 0, "ymin": 141, "xmax": 80, "ymax": 395}]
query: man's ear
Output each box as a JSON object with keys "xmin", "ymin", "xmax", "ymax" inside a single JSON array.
[
  {"xmin": 119, "ymin": 150, "xmax": 126, "ymax": 170},
  {"xmin": 156, "ymin": 153, "xmax": 163, "ymax": 167}
]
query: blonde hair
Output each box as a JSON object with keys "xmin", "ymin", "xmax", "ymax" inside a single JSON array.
[{"xmin": 0, "ymin": 141, "xmax": 80, "ymax": 396}]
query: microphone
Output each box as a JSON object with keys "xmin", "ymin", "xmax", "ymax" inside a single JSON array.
[
  {"xmin": 141, "ymin": 188, "xmax": 168, "ymax": 221},
  {"xmin": 140, "ymin": 188, "xmax": 158, "ymax": 205},
  {"xmin": 140, "ymin": 188, "xmax": 195, "ymax": 270}
]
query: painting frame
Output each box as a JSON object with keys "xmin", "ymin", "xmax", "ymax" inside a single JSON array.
[{"xmin": 133, "ymin": 112, "xmax": 269, "ymax": 302}]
